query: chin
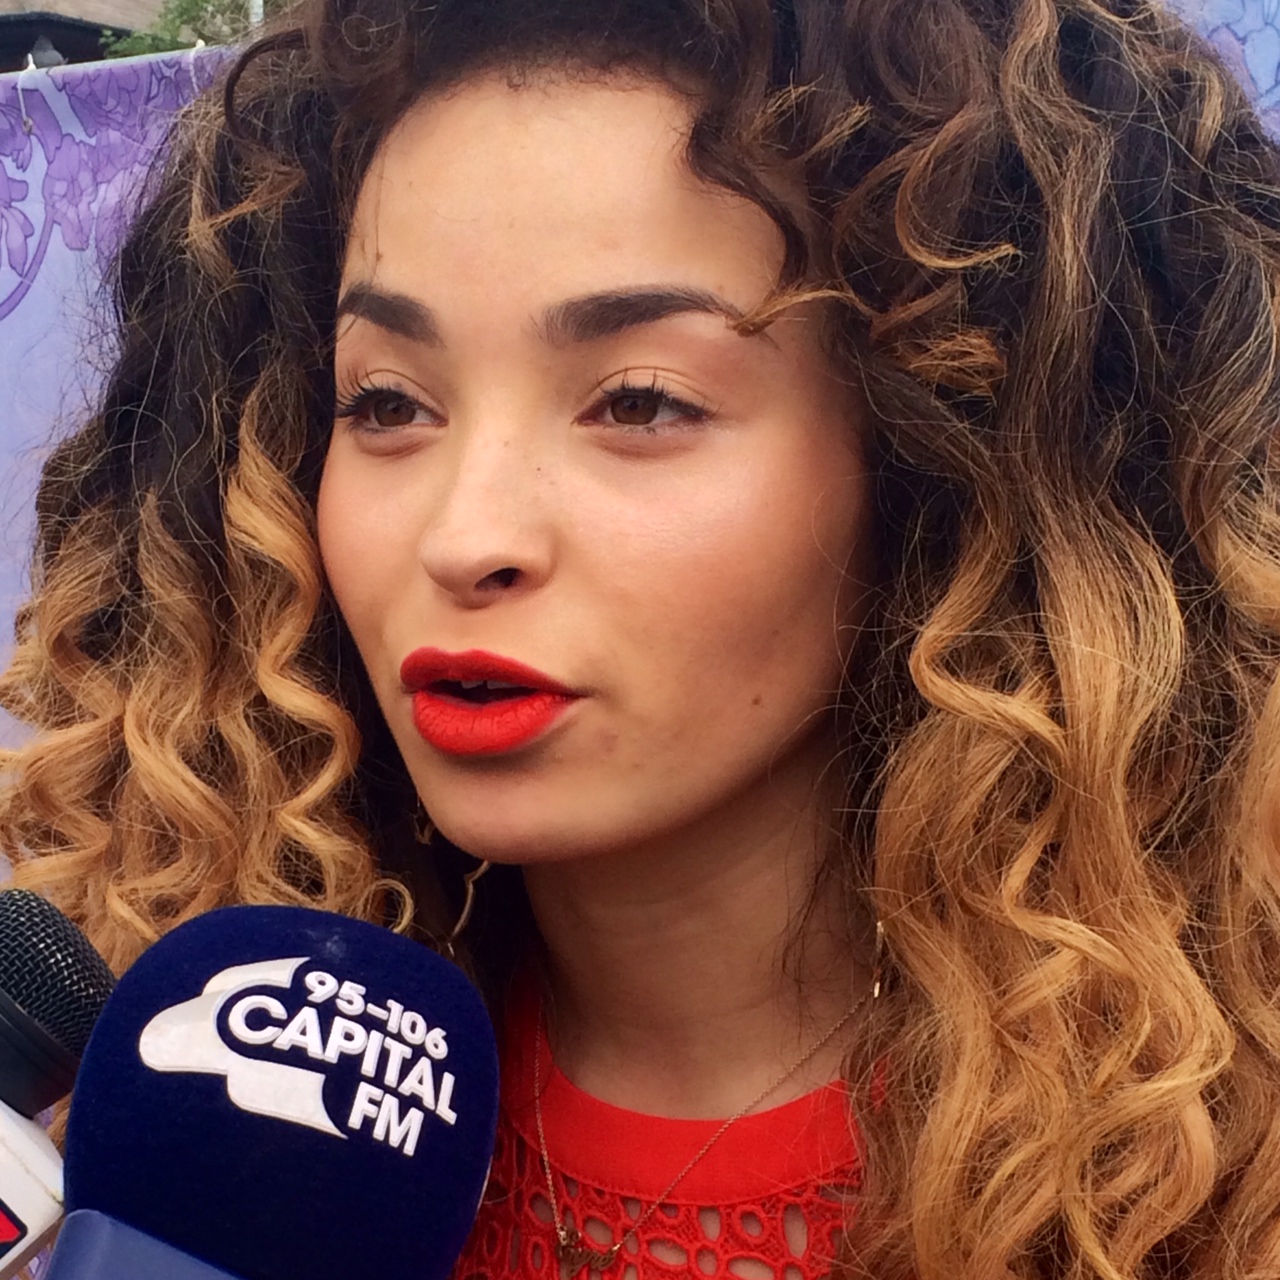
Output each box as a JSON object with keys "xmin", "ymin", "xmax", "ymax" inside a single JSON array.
[
  {"xmin": 427, "ymin": 805, "xmax": 593, "ymax": 865},
  {"xmin": 428, "ymin": 800, "xmax": 667, "ymax": 867}
]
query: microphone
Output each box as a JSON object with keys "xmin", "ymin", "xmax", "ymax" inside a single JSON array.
[
  {"xmin": 0, "ymin": 889, "xmax": 115, "ymax": 1280},
  {"xmin": 47, "ymin": 904, "xmax": 499, "ymax": 1280}
]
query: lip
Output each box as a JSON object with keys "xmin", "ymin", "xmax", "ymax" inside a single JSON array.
[{"xmin": 400, "ymin": 648, "xmax": 580, "ymax": 757}]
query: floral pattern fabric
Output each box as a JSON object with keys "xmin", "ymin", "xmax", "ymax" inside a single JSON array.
[
  {"xmin": 1173, "ymin": 0, "xmax": 1280, "ymax": 133},
  {"xmin": 0, "ymin": 51, "xmax": 222, "ymax": 751},
  {"xmin": 0, "ymin": 50, "xmax": 223, "ymax": 320}
]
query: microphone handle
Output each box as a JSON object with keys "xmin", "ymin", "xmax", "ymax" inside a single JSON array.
[
  {"xmin": 0, "ymin": 1098, "xmax": 63, "ymax": 1280},
  {"xmin": 44, "ymin": 1210, "xmax": 245, "ymax": 1280}
]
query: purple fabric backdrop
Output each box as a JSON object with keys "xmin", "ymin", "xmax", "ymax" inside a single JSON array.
[
  {"xmin": 1174, "ymin": 0, "xmax": 1280, "ymax": 132},
  {"xmin": 0, "ymin": 50, "xmax": 223, "ymax": 747},
  {"xmin": 0, "ymin": 4, "xmax": 1278, "ymax": 749}
]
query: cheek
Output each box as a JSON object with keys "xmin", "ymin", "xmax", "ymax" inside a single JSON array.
[
  {"xmin": 316, "ymin": 464, "xmax": 354, "ymax": 613},
  {"xmin": 734, "ymin": 482, "xmax": 865, "ymax": 687},
  {"xmin": 315, "ymin": 456, "xmax": 391, "ymax": 658},
  {"xmin": 608, "ymin": 451, "xmax": 868, "ymax": 712}
]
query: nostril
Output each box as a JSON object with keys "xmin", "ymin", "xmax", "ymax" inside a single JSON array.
[{"xmin": 479, "ymin": 566, "xmax": 520, "ymax": 590}]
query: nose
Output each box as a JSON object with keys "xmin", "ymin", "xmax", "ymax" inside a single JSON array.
[{"xmin": 415, "ymin": 421, "xmax": 553, "ymax": 609}]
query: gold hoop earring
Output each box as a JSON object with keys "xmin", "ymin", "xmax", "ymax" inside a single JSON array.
[
  {"xmin": 871, "ymin": 917, "xmax": 886, "ymax": 1001},
  {"xmin": 444, "ymin": 858, "xmax": 491, "ymax": 960},
  {"xmin": 413, "ymin": 800, "xmax": 435, "ymax": 846}
]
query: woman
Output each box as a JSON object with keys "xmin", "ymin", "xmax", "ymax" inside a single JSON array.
[{"xmin": 4, "ymin": 0, "xmax": 1280, "ymax": 1276}]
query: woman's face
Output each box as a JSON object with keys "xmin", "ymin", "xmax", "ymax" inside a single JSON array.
[{"xmin": 318, "ymin": 72, "xmax": 872, "ymax": 864}]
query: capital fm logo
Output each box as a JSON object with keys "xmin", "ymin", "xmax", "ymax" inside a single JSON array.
[{"xmin": 138, "ymin": 958, "xmax": 459, "ymax": 1158}]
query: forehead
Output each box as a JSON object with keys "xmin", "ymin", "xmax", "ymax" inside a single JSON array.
[{"xmin": 341, "ymin": 72, "xmax": 785, "ymax": 309}]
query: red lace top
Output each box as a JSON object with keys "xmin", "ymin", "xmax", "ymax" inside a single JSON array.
[{"xmin": 452, "ymin": 987, "xmax": 862, "ymax": 1280}]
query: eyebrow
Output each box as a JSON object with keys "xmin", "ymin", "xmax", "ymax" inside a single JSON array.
[
  {"xmin": 335, "ymin": 283, "xmax": 752, "ymax": 348},
  {"xmin": 540, "ymin": 286, "xmax": 747, "ymax": 345},
  {"xmin": 336, "ymin": 284, "xmax": 440, "ymax": 344}
]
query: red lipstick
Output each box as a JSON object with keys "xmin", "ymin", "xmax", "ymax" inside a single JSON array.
[{"xmin": 400, "ymin": 648, "xmax": 579, "ymax": 757}]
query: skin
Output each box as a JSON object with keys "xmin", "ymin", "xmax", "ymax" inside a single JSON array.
[{"xmin": 317, "ymin": 72, "xmax": 875, "ymax": 1117}]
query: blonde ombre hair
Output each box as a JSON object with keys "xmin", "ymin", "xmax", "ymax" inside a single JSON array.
[{"xmin": 5, "ymin": 1, "xmax": 1280, "ymax": 1275}]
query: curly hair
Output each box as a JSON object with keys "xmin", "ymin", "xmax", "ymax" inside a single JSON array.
[{"xmin": 5, "ymin": 1, "xmax": 1280, "ymax": 1276}]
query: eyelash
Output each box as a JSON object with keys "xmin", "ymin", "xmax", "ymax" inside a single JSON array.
[
  {"xmin": 589, "ymin": 375, "xmax": 710, "ymax": 434},
  {"xmin": 332, "ymin": 376, "xmax": 709, "ymax": 435},
  {"xmin": 334, "ymin": 382, "xmax": 433, "ymax": 431}
]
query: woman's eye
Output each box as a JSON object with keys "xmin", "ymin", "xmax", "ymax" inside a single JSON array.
[
  {"xmin": 368, "ymin": 392, "xmax": 421, "ymax": 428},
  {"xmin": 610, "ymin": 391, "xmax": 665, "ymax": 427},
  {"xmin": 594, "ymin": 383, "xmax": 707, "ymax": 433},
  {"xmin": 335, "ymin": 386, "xmax": 433, "ymax": 431}
]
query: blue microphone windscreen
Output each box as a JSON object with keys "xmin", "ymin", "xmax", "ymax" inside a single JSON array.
[{"xmin": 64, "ymin": 906, "xmax": 499, "ymax": 1280}]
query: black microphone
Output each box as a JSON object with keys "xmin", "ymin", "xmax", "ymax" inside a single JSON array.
[
  {"xmin": 0, "ymin": 888, "xmax": 115, "ymax": 1279},
  {"xmin": 46, "ymin": 904, "xmax": 499, "ymax": 1280}
]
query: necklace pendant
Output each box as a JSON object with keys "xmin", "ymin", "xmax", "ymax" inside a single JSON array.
[{"xmin": 555, "ymin": 1226, "xmax": 622, "ymax": 1275}]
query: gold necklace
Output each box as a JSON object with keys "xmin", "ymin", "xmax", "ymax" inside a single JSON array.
[{"xmin": 532, "ymin": 997, "xmax": 868, "ymax": 1277}]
